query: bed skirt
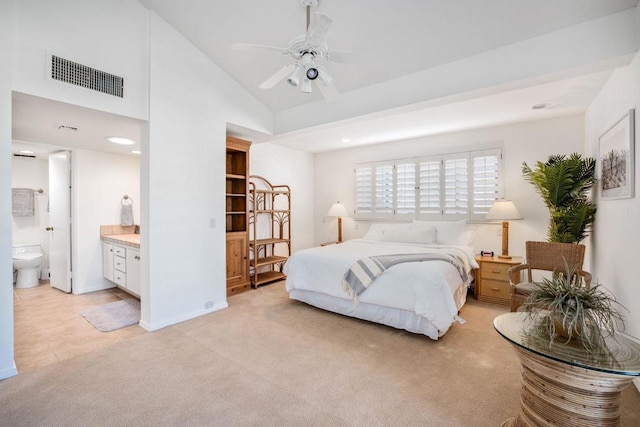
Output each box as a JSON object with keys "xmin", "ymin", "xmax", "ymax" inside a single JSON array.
[{"xmin": 288, "ymin": 282, "xmax": 468, "ymax": 340}]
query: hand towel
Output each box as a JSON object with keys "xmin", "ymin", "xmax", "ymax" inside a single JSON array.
[
  {"xmin": 12, "ymin": 188, "xmax": 34, "ymax": 217},
  {"xmin": 121, "ymin": 198, "xmax": 134, "ymax": 226}
]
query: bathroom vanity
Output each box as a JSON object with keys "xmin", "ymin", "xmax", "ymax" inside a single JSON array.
[{"xmin": 101, "ymin": 225, "xmax": 140, "ymax": 297}]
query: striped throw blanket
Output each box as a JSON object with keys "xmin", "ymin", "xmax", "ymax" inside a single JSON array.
[{"xmin": 342, "ymin": 252, "xmax": 468, "ymax": 303}]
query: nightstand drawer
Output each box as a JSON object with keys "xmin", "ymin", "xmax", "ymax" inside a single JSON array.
[
  {"xmin": 481, "ymin": 263, "xmax": 511, "ymax": 280},
  {"xmin": 479, "ymin": 279, "xmax": 511, "ymax": 300}
]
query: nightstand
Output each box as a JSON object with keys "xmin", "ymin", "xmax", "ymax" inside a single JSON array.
[{"xmin": 474, "ymin": 255, "xmax": 523, "ymax": 305}]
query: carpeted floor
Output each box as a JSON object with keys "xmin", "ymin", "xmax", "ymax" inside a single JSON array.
[{"xmin": 1, "ymin": 282, "xmax": 639, "ymax": 426}]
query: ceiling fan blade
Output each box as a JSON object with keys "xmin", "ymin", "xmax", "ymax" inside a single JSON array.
[
  {"xmin": 316, "ymin": 80, "xmax": 339, "ymax": 102},
  {"xmin": 305, "ymin": 13, "xmax": 333, "ymax": 47},
  {"xmin": 259, "ymin": 64, "xmax": 297, "ymax": 89},
  {"xmin": 231, "ymin": 42, "xmax": 289, "ymax": 55}
]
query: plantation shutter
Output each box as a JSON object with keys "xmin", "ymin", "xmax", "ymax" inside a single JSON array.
[
  {"xmin": 395, "ymin": 162, "xmax": 416, "ymax": 217},
  {"xmin": 354, "ymin": 166, "xmax": 373, "ymax": 216},
  {"xmin": 443, "ymin": 156, "xmax": 468, "ymax": 217},
  {"xmin": 374, "ymin": 164, "xmax": 394, "ymax": 217},
  {"xmin": 354, "ymin": 148, "xmax": 502, "ymax": 221},
  {"xmin": 417, "ymin": 159, "xmax": 441, "ymax": 219},
  {"xmin": 471, "ymin": 150, "xmax": 501, "ymax": 219}
]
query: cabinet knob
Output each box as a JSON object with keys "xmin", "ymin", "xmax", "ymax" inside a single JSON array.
[{"xmin": 45, "ymin": 226, "xmax": 54, "ymax": 231}]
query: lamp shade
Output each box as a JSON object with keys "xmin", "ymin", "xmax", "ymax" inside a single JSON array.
[
  {"xmin": 486, "ymin": 199, "xmax": 522, "ymax": 220},
  {"xmin": 327, "ymin": 201, "xmax": 348, "ymax": 217}
]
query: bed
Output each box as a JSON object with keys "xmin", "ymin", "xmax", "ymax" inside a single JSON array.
[{"xmin": 283, "ymin": 221, "xmax": 479, "ymax": 340}]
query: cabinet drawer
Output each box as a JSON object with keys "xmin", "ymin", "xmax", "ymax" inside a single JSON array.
[
  {"xmin": 481, "ymin": 263, "xmax": 511, "ymax": 280},
  {"xmin": 479, "ymin": 279, "xmax": 511, "ymax": 300},
  {"xmin": 113, "ymin": 271, "xmax": 126, "ymax": 287},
  {"xmin": 114, "ymin": 246, "xmax": 126, "ymax": 257},
  {"xmin": 114, "ymin": 256, "xmax": 126, "ymax": 273}
]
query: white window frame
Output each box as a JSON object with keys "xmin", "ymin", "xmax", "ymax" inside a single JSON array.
[{"xmin": 354, "ymin": 148, "xmax": 502, "ymax": 221}]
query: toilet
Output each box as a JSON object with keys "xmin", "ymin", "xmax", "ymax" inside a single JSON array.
[{"xmin": 13, "ymin": 243, "xmax": 44, "ymax": 289}]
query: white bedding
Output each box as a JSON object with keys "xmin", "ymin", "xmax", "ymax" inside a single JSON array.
[{"xmin": 284, "ymin": 239, "xmax": 479, "ymax": 339}]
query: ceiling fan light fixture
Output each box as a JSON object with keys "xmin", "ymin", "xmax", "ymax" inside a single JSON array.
[
  {"xmin": 287, "ymin": 65, "xmax": 304, "ymax": 87},
  {"xmin": 306, "ymin": 67, "xmax": 319, "ymax": 80},
  {"xmin": 300, "ymin": 77, "xmax": 313, "ymax": 93}
]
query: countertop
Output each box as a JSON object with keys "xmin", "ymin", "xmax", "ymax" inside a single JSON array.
[{"xmin": 101, "ymin": 233, "xmax": 140, "ymax": 249}]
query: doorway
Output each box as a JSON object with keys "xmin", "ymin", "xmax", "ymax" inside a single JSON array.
[{"xmin": 11, "ymin": 92, "xmax": 145, "ymax": 373}]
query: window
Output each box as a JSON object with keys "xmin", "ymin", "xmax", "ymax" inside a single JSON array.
[{"xmin": 354, "ymin": 149, "xmax": 501, "ymax": 221}]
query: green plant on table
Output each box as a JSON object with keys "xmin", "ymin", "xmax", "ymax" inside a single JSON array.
[{"xmin": 521, "ymin": 261, "xmax": 626, "ymax": 350}]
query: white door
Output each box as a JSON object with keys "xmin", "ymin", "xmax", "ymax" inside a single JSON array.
[{"xmin": 48, "ymin": 151, "xmax": 72, "ymax": 293}]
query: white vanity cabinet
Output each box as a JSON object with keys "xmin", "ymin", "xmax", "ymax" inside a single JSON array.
[
  {"xmin": 102, "ymin": 242, "xmax": 114, "ymax": 282},
  {"xmin": 102, "ymin": 241, "xmax": 140, "ymax": 297},
  {"xmin": 125, "ymin": 248, "xmax": 140, "ymax": 296}
]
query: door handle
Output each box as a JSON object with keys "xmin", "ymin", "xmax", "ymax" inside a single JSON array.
[{"xmin": 46, "ymin": 226, "xmax": 54, "ymax": 231}]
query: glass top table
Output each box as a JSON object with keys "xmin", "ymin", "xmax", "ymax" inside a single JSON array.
[
  {"xmin": 494, "ymin": 312, "xmax": 640, "ymax": 426},
  {"xmin": 494, "ymin": 312, "xmax": 640, "ymax": 376}
]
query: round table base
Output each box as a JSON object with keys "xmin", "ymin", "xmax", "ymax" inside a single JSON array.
[{"xmin": 505, "ymin": 346, "xmax": 635, "ymax": 427}]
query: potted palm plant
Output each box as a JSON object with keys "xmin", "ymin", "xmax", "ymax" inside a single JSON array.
[
  {"xmin": 522, "ymin": 153, "xmax": 597, "ymax": 243},
  {"xmin": 521, "ymin": 262, "xmax": 626, "ymax": 350}
]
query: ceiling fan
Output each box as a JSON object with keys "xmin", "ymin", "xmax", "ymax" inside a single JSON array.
[{"xmin": 231, "ymin": 0, "xmax": 357, "ymax": 101}]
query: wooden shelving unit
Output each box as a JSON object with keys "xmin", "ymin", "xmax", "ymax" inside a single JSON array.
[
  {"xmin": 225, "ymin": 137, "xmax": 251, "ymax": 297},
  {"xmin": 249, "ymin": 176, "xmax": 291, "ymax": 288}
]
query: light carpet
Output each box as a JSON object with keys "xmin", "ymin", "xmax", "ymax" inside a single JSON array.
[
  {"xmin": 1, "ymin": 282, "xmax": 639, "ymax": 426},
  {"xmin": 79, "ymin": 298, "xmax": 140, "ymax": 332}
]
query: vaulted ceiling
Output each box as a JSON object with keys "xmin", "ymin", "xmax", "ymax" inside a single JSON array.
[
  {"xmin": 138, "ymin": 0, "xmax": 640, "ymax": 152},
  {"xmin": 13, "ymin": 1, "xmax": 640, "ymax": 155}
]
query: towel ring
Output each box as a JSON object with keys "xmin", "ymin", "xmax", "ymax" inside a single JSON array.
[{"xmin": 121, "ymin": 195, "xmax": 133, "ymax": 206}]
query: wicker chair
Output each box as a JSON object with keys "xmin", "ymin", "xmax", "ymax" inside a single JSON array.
[{"xmin": 508, "ymin": 241, "xmax": 592, "ymax": 312}]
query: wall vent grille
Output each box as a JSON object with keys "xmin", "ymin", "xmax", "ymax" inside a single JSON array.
[
  {"xmin": 51, "ymin": 55, "xmax": 124, "ymax": 98},
  {"xmin": 13, "ymin": 153, "xmax": 36, "ymax": 159}
]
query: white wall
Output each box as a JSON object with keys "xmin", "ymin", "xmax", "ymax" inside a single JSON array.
[
  {"xmin": 11, "ymin": 155, "xmax": 49, "ymax": 275},
  {"xmin": 313, "ymin": 115, "xmax": 586, "ymax": 259},
  {"xmin": 73, "ymin": 149, "xmax": 140, "ymax": 294},
  {"xmin": 142, "ymin": 12, "xmax": 273, "ymax": 331},
  {"xmin": 5, "ymin": 0, "xmax": 275, "ymax": 342},
  {"xmin": 585, "ymin": 51, "xmax": 640, "ymax": 340},
  {"xmin": 11, "ymin": 0, "xmax": 149, "ymax": 120},
  {"xmin": 250, "ymin": 142, "xmax": 315, "ymax": 252},
  {"xmin": 0, "ymin": 0, "xmax": 18, "ymax": 380}
]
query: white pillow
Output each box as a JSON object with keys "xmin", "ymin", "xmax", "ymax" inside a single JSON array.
[
  {"xmin": 362, "ymin": 222, "xmax": 412, "ymax": 241},
  {"xmin": 412, "ymin": 220, "xmax": 470, "ymax": 245},
  {"xmin": 379, "ymin": 226, "xmax": 437, "ymax": 245}
]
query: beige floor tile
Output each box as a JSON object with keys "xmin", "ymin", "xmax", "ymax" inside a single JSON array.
[{"xmin": 13, "ymin": 282, "xmax": 145, "ymax": 373}]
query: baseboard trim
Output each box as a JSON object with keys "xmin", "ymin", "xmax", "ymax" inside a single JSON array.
[
  {"xmin": 73, "ymin": 283, "xmax": 116, "ymax": 295},
  {"xmin": 139, "ymin": 301, "xmax": 228, "ymax": 332},
  {"xmin": 0, "ymin": 362, "xmax": 18, "ymax": 380}
]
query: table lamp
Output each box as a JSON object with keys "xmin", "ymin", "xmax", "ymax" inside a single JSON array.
[
  {"xmin": 486, "ymin": 199, "xmax": 522, "ymax": 259},
  {"xmin": 326, "ymin": 201, "xmax": 348, "ymax": 243}
]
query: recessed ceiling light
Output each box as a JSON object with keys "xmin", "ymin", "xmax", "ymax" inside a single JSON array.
[
  {"xmin": 19, "ymin": 150, "xmax": 35, "ymax": 154},
  {"xmin": 341, "ymin": 138, "xmax": 351, "ymax": 143},
  {"xmin": 131, "ymin": 150, "xmax": 141, "ymax": 154},
  {"xmin": 106, "ymin": 136, "xmax": 135, "ymax": 145},
  {"xmin": 532, "ymin": 103, "xmax": 550, "ymax": 110}
]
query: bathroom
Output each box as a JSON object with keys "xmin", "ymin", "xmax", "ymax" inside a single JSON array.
[{"xmin": 11, "ymin": 141, "xmax": 141, "ymax": 293}]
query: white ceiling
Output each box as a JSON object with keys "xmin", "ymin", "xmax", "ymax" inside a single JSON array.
[{"xmin": 11, "ymin": 0, "xmax": 640, "ymax": 155}]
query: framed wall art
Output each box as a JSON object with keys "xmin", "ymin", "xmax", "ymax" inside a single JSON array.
[{"xmin": 599, "ymin": 109, "xmax": 635, "ymax": 200}]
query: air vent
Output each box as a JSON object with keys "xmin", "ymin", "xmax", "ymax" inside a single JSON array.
[
  {"xmin": 13, "ymin": 153, "xmax": 36, "ymax": 159},
  {"xmin": 51, "ymin": 55, "xmax": 124, "ymax": 98}
]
